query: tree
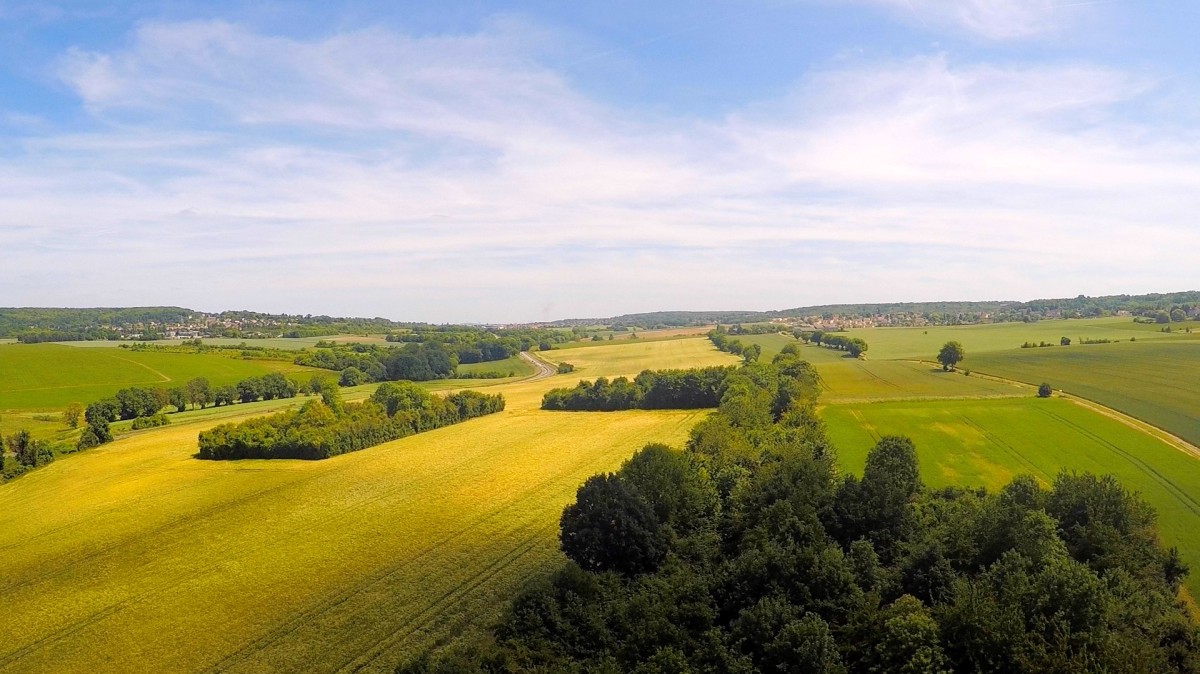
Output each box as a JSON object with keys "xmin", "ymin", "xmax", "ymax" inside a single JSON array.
[
  {"xmin": 339, "ymin": 367, "xmax": 367, "ymax": 387},
  {"xmin": 168, "ymin": 387, "xmax": 188, "ymax": 413},
  {"xmin": 213, "ymin": 385, "xmax": 237, "ymax": 406},
  {"xmin": 1060, "ymin": 336, "xmax": 1071, "ymax": 346},
  {"xmin": 560, "ymin": 473, "xmax": 667, "ymax": 575},
  {"xmin": 185, "ymin": 377, "xmax": 212, "ymax": 409},
  {"xmin": 62, "ymin": 402, "xmax": 83, "ymax": 429},
  {"xmin": 1038, "ymin": 383, "xmax": 1053, "ymax": 398},
  {"xmin": 743, "ymin": 343, "xmax": 762, "ymax": 364},
  {"xmin": 937, "ymin": 341, "xmax": 965, "ymax": 371}
]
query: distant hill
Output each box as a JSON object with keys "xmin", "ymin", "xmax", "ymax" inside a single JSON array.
[
  {"xmin": 2, "ymin": 290, "xmax": 1198, "ymax": 340},
  {"xmin": 546, "ymin": 291, "xmax": 1200, "ymax": 328}
]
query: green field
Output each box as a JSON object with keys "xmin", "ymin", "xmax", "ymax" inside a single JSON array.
[
  {"xmin": 840, "ymin": 316, "xmax": 1194, "ymax": 360},
  {"xmin": 824, "ymin": 397, "xmax": 1200, "ymax": 599},
  {"xmin": 456, "ymin": 355, "xmax": 534, "ymax": 377},
  {"xmin": 0, "ymin": 337, "xmax": 732, "ymax": 674},
  {"xmin": 0, "ymin": 344, "xmax": 318, "ymax": 411},
  {"xmin": 53, "ymin": 335, "xmax": 391, "ymax": 350},
  {"xmin": 818, "ymin": 359, "xmax": 1025, "ymax": 402},
  {"xmin": 969, "ymin": 341, "xmax": 1200, "ymax": 447}
]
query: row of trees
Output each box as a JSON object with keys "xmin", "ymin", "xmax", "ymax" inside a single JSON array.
[
  {"xmin": 541, "ymin": 367, "xmax": 735, "ymax": 411},
  {"xmin": 77, "ymin": 374, "xmax": 314, "ymax": 450},
  {"xmin": 801, "ymin": 330, "xmax": 869, "ymax": 357},
  {"xmin": 196, "ymin": 382, "xmax": 504, "ymax": 460},
  {"xmin": 707, "ymin": 327, "xmax": 764, "ymax": 363},
  {"xmin": 405, "ymin": 352, "xmax": 1197, "ymax": 674}
]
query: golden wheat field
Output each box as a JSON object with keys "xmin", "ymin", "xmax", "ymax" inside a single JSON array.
[{"xmin": 0, "ymin": 338, "xmax": 736, "ymax": 674}]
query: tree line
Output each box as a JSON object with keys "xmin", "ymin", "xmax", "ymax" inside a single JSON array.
[
  {"xmin": 707, "ymin": 326, "xmax": 764, "ymax": 363},
  {"xmin": 197, "ymin": 382, "xmax": 504, "ymax": 460},
  {"xmin": 77, "ymin": 373, "xmax": 319, "ymax": 451},
  {"xmin": 403, "ymin": 354, "xmax": 1197, "ymax": 674},
  {"xmin": 294, "ymin": 342, "xmax": 456, "ymax": 382},
  {"xmin": 541, "ymin": 367, "xmax": 735, "ymax": 411},
  {"xmin": 797, "ymin": 330, "xmax": 869, "ymax": 357}
]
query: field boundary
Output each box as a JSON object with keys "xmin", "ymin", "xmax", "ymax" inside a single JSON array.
[{"xmin": 913, "ymin": 359, "xmax": 1200, "ymax": 461}]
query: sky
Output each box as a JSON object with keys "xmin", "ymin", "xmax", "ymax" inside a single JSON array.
[{"xmin": 2, "ymin": 1, "xmax": 1199, "ymax": 323}]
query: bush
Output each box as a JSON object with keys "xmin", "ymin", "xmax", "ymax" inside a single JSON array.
[
  {"xmin": 131, "ymin": 413, "xmax": 171, "ymax": 430},
  {"xmin": 1038, "ymin": 383, "xmax": 1053, "ymax": 398}
]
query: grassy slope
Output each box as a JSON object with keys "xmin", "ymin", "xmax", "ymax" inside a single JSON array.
[
  {"xmin": 0, "ymin": 338, "xmax": 737, "ymax": 674},
  {"xmin": 457, "ymin": 355, "xmax": 534, "ymax": 377},
  {"xmin": 0, "ymin": 344, "xmax": 318, "ymax": 410},
  {"xmin": 824, "ymin": 397, "xmax": 1200, "ymax": 599},
  {"xmin": 968, "ymin": 341, "xmax": 1200, "ymax": 447}
]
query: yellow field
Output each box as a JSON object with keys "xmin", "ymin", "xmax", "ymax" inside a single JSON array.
[
  {"xmin": 0, "ymin": 338, "xmax": 730, "ymax": 674},
  {"xmin": 536, "ymin": 337, "xmax": 739, "ymax": 378}
]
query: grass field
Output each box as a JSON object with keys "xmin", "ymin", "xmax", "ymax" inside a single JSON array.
[
  {"xmin": 823, "ymin": 396, "xmax": 1200, "ymax": 599},
  {"xmin": 0, "ymin": 344, "xmax": 318, "ymax": 411},
  {"xmin": 968, "ymin": 341, "xmax": 1200, "ymax": 448},
  {"xmin": 457, "ymin": 355, "xmax": 534, "ymax": 377},
  {"xmin": 839, "ymin": 316, "xmax": 1195, "ymax": 361},
  {"xmin": 0, "ymin": 337, "xmax": 732, "ymax": 674}
]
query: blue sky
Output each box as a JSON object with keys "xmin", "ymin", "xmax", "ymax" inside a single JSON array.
[{"xmin": 2, "ymin": 1, "xmax": 1198, "ymax": 322}]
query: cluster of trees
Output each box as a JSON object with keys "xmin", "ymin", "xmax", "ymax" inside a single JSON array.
[
  {"xmin": 294, "ymin": 342, "xmax": 456, "ymax": 382},
  {"xmin": 541, "ymin": 367, "xmax": 736, "ymax": 411},
  {"xmin": 197, "ymin": 382, "xmax": 504, "ymax": 460},
  {"xmin": 405, "ymin": 355, "xmax": 1198, "ymax": 674},
  {"xmin": 2, "ymin": 430, "xmax": 55, "ymax": 473},
  {"xmin": 800, "ymin": 331, "xmax": 869, "ymax": 357},
  {"xmin": 385, "ymin": 327, "xmax": 570, "ymax": 362}
]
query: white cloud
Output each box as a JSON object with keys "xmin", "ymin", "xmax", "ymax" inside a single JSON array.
[
  {"xmin": 861, "ymin": 0, "xmax": 1087, "ymax": 40},
  {"xmin": 2, "ymin": 20, "xmax": 1199, "ymax": 320}
]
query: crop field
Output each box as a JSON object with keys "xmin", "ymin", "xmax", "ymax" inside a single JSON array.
[
  {"xmin": 824, "ymin": 396, "xmax": 1200, "ymax": 599},
  {"xmin": 840, "ymin": 316, "xmax": 1195, "ymax": 360},
  {"xmin": 53, "ymin": 335, "xmax": 391, "ymax": 350},
  {"xmin": 537, "ymin": 337, "xmax": 739, "ymax": 377},
  {"xmin": 968, "ymin": 341, "xmax": 1200, "ymax": 448},
  {"xmin": 817, "ymin": 359, "xmax": 1025, "ymax": 402},
  {"xmin": 0, "ymin": 344, "xmax": 318, "ymax": 411},
  {"xmin": 0, "ymin": 337, "xmax": 731, "ymax": 674}
]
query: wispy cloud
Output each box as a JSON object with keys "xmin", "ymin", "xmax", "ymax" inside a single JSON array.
[
  {"xmin": 1, "ymin": 19, "xmax": 1197, "ymax": 320},
  {"xmin": 861, "ymin": 0, "xmax": 1094, "ymax": 40}
]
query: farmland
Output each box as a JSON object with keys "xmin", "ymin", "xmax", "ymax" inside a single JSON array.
[
  {"xmin": 0, "ymin": 338, "xmax": 727, "ymax": 674},
  {"xmin": 4, "ymin": 329, "xmax": 1200, "ymax": 671},
  {"xmin": 968, "ymin": 341, "xmax": 1200, "ymax": 448},
  {"xmin": 824, "ymin": 396, "xmax": 1200, "ymax": 599},
  {"xmin": 0, "ymin": 343, "xmax": 318, "ymax": 411},
  {"xmin": 838, "ymin": 316, "xmax": 1194, "ymax": 360}
]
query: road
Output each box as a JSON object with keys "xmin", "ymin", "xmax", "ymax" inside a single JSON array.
[{"xmin": 519, "ymin": 351, "xmax": 556, "ymax": 381}]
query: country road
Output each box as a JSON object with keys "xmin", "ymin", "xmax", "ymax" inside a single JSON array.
[{"xmin": 519, "ymin": 351, "xmax": 556, "ymax": 381}]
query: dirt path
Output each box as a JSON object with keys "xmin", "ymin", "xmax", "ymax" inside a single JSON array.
[{"xmin": 518, "ymin": 352, "xmax": 556, "ymax": 382}]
